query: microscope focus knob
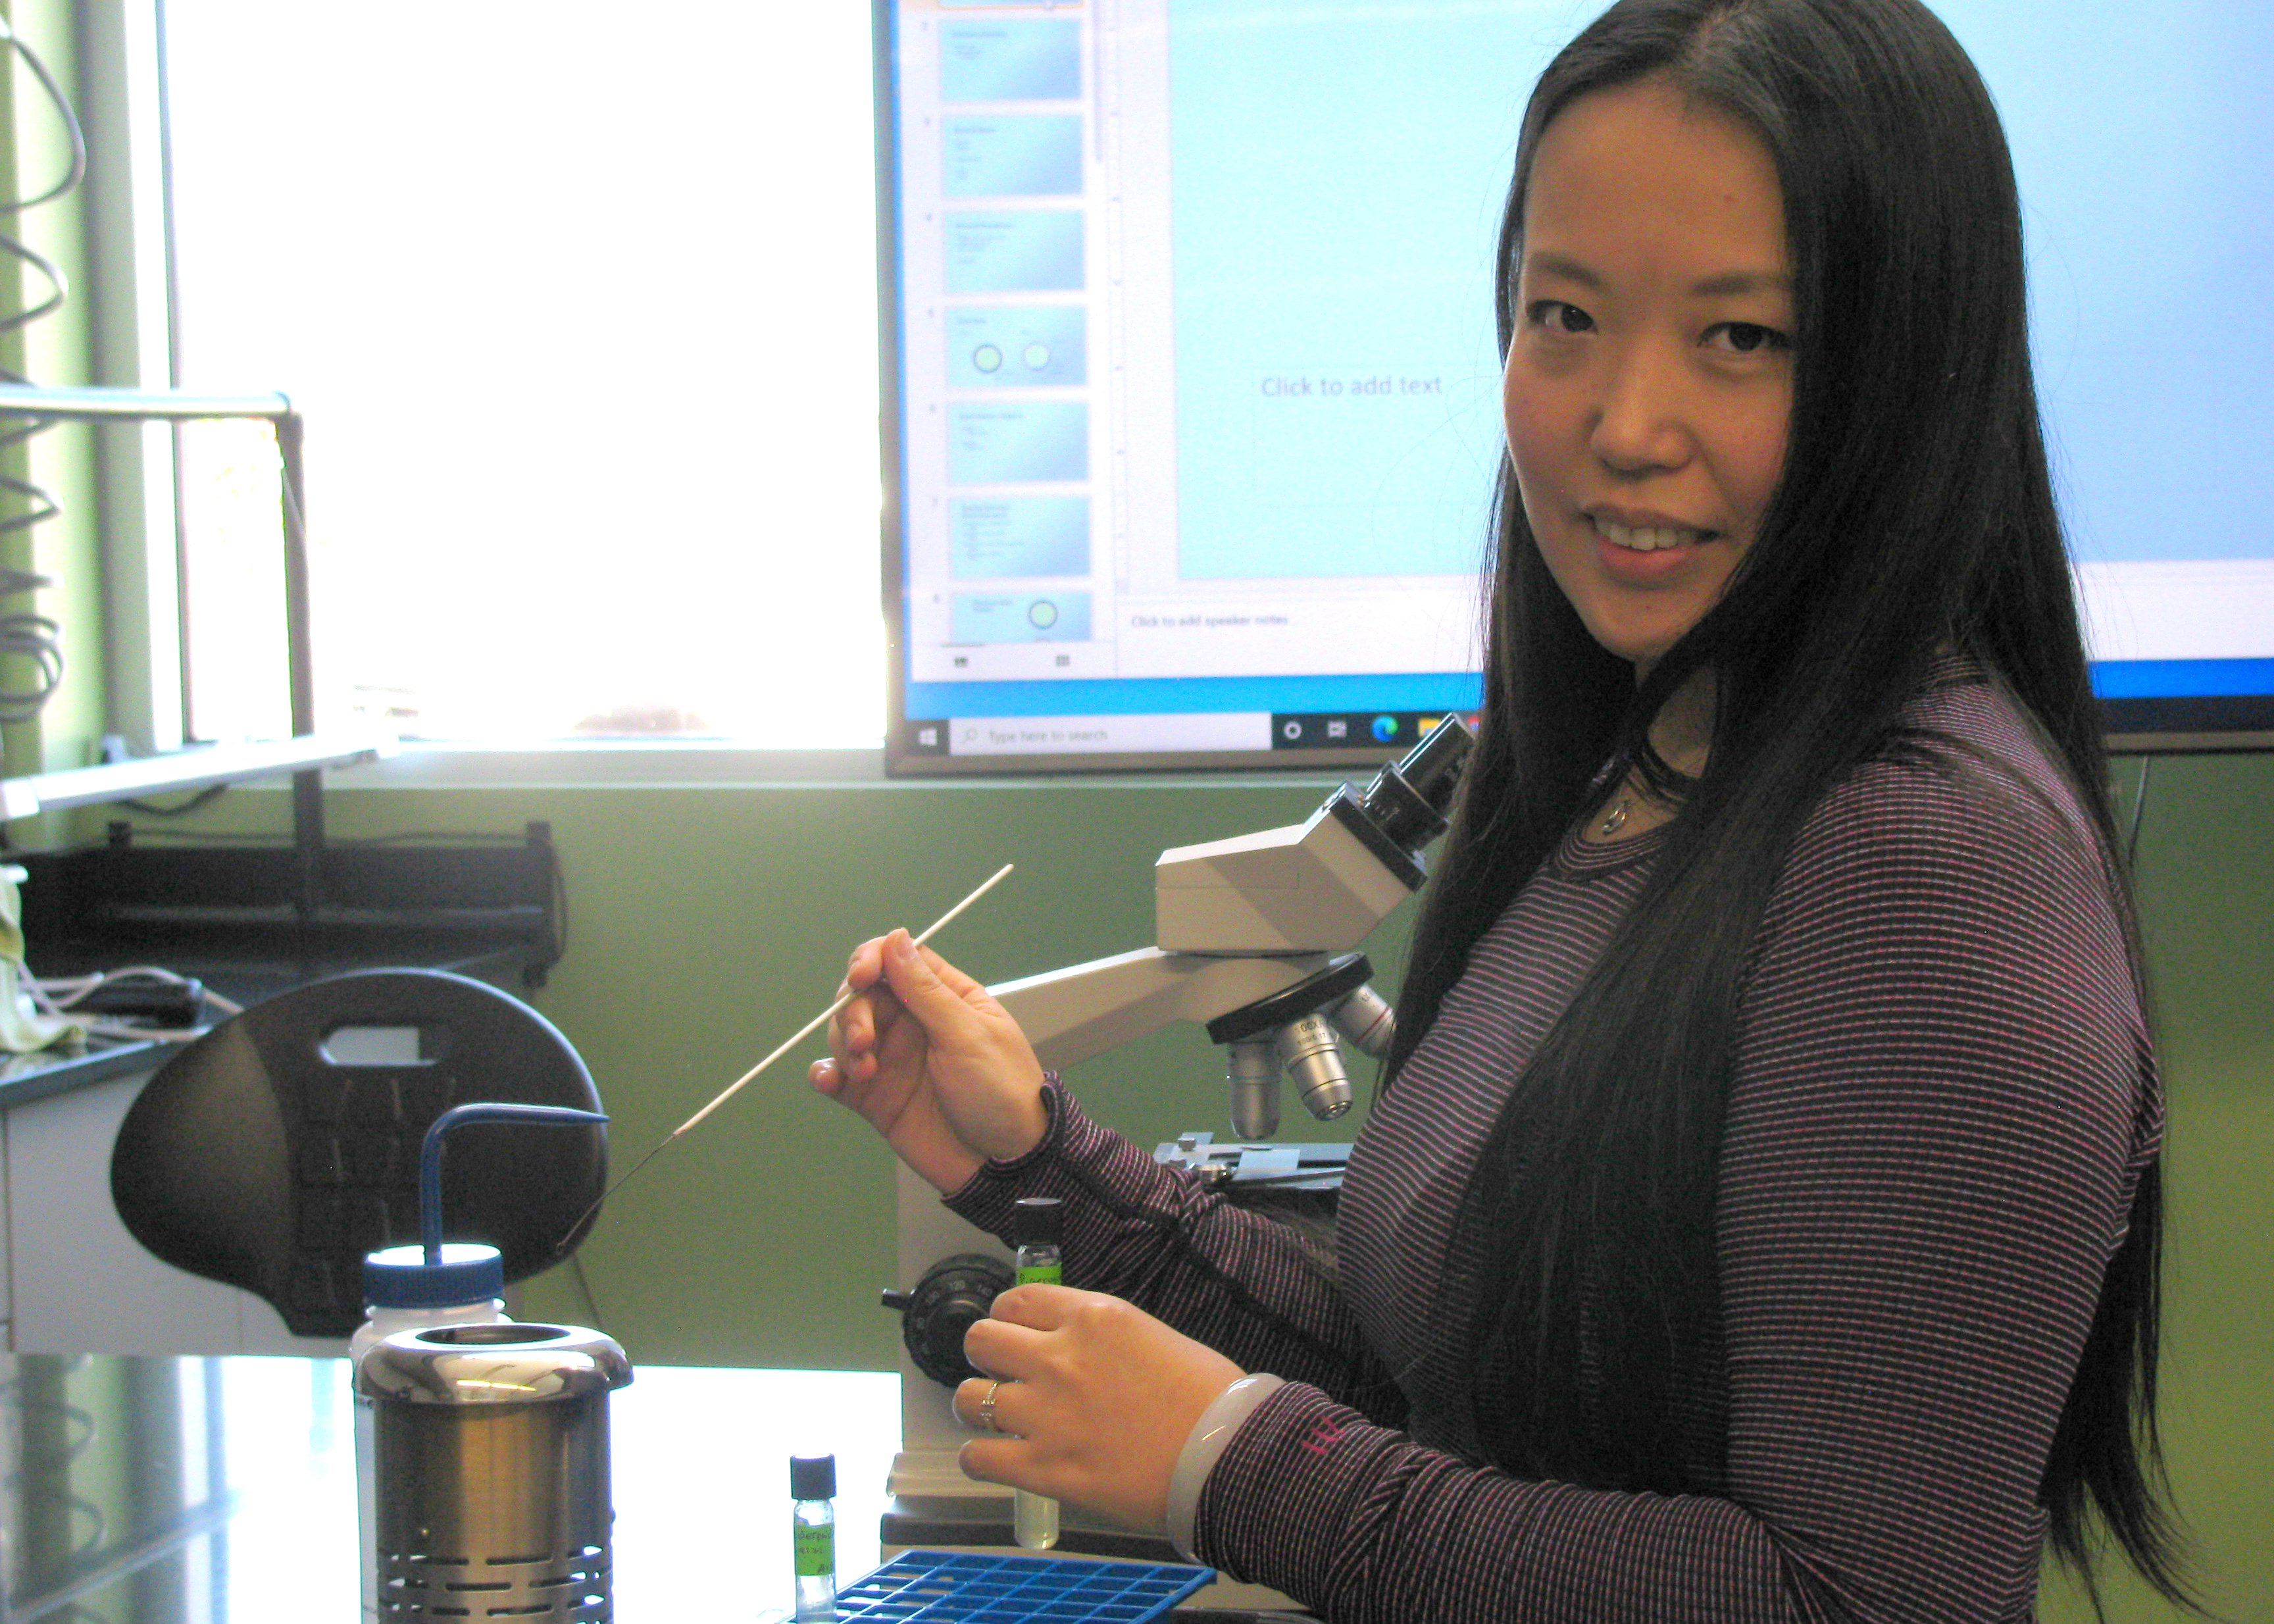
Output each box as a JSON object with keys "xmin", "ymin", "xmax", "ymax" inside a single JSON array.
[{"xmin": 880, "ymin": 1253, "xmax": 1014, "ymax": 1388}]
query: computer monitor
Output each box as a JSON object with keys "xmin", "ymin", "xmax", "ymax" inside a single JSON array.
[{"xmin": 875, "ymin": 0, "xmax": 2274, "ymax": 773}]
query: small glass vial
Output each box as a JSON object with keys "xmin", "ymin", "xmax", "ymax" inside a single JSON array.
[
  {"xmin": 790, "ymin": 1453, "xmax": 838, "ymax": 1621},
  {"xmin": 1011, "ymin": 1197, "xmax": 1063, "ymax": 1550}
]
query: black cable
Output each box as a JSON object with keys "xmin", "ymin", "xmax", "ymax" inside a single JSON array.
[
  {"xmin": 0, "ymin": 15, "xmax": 88, "ymax": 725},
  {"xmin": 569, "ymin": 1250, "xmax": 606, "ymax": 1332},
  {"xmin": 0, "ymin": 609, "xmax": 64, "ymax": 720},
  {"xmin": 119, "ymin": 782, "xmax": 231, "ymax": 817},
  {"xmin": 94, "ymin": 824, "xmax": 278, "ymax": 841},
  {"xmin": 2125, "ymin": 755, "xmax": 2152, "ymax": 871},
  {"xmin": 0, "ymin": 16, "xmax": 89, "ymax": 212},
  {"xmin": 335, "ymin": 829, "xmax": 531, "ymax": 845},
  {"xmin": 552, "ymin": 843, "xmax": 571, "ymax": 961},
  {"xmin": 116, "ymin": 826, "xmax": 526, "ymax": 843}
]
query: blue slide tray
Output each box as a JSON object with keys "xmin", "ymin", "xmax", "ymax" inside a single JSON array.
[{"xmin": 832, "ymin": 1549, "xmax": 1215, "ymax": 1621}]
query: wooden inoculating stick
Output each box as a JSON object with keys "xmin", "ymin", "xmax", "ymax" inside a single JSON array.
[{"xmin": 560, "ymin": 863, "xmax": 1015, "ymax": 1245}]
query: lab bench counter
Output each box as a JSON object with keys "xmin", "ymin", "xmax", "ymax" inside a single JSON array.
[
  {"xmin": 0, "ymin": 1355, "xmax": 904, "ymax": 1621},
  {"xmin": 0, "ymin": 1355, "xmax": 1300, "ymax": 1622}
]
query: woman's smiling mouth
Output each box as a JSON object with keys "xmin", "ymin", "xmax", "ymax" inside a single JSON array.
[{"xmin": 1588, "ymin": 513, "xmax": 1719, "ymax": 552}]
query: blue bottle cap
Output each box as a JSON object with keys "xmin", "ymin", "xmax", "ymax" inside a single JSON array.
[{"xmin": 363, "ymin": 1242, "xmax": 505, "ymax": 1309}]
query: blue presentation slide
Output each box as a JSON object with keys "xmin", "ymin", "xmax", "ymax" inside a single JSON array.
[
  {"xmin": 941, "ymin": 20, "xmax": 1082, "ymax": 103},
  {"xmin": 946, "ymin": 211, "xmax": 1084, "ymax": 293},
  {"xmin": 941, "ymin": 495, "xmax": 1082, "ymax": 577},
  {"xmin": 948, "ymin": 306, "xmax": 1087, "ymax": 388},
  {"xmin": 948, "ymin": 403, "xmax": 1089, "ymax": 484},
  {"xmin": 944, "ymin": 116, "xmax": 1084, "ymax": 198},
  {"xmin": 1929, "ymin": 1, "xmax": 2273, "ymax": 565},
  {"xmin": 952, "ymin": 497, "xmax": 1092, "ymax": 578},
  {"xmin": 1162, "ymin": 0, "xmax": 2273, "ymax": 579},
  {"xmin": 1167, "ymin": 0, "xmax": 1525, "ymax": 581},
  {"xmin": 952, "ymin": 592, "xmax": 1092, "ymax": 644}
]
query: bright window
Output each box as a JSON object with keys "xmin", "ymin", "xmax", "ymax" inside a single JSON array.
[{"xmin": 162, "ymin": 3, "xmax": 884, "ymax": 746}]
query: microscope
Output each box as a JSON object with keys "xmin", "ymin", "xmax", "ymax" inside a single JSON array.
[{"xmin": 880, "ymin": 716, "xmax": 1474, "ymax": 1533}]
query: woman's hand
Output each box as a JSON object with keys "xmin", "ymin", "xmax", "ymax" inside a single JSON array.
[
  {"xmin": 952, "ymin": 1285, "xmax": 1245, "ymax": 1534},
  {"xmin": 809, "ymin": 928, "xmax": 1048, "ymax": 1193}
]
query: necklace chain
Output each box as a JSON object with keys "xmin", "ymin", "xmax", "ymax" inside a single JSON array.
[{"xmin": 1598, "ymin": 795, "xmax": 1630, "ymax": 837}]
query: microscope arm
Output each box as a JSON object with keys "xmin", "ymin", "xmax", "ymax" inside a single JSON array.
[{"xmin": 988, "ymin": 948, "xmax": 1331, "ymax": 1072}]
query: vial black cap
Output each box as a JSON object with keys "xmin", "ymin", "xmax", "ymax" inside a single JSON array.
[
  {"xmin": 1013, "ymin": 1196, "xmax": 1063, "ymax": 1248},
  {"xmin": 790, "ymin": 1454, "xmax": 836, "ymax": 1499}
]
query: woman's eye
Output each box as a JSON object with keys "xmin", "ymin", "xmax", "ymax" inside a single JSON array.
[
  {"xmin": 1526, "ymin": 299, "xmax": 1594, "ymax": 334},
  {"xmin": 1705, "ymin": 320, "xmax": 1791, "ymax": 355}
]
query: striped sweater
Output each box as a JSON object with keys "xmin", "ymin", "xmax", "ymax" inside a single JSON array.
[{"xmin": 949, "ymin": 672, "xmax": 2158, "ymax": 1621}]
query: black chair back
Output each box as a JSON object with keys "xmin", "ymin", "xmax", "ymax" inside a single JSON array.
[{"xmin": 112, "ymin": 969, "xmax": 605, "ymax": 1337}]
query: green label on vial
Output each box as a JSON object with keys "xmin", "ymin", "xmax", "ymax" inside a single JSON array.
[
  {"xmin": 1017, "ymin": 1262, "xmax": 1061, "ymax": 1286},
  {"xmin": 794, "ymin": 1522, "xmax": 834, "ymax": 1577}
]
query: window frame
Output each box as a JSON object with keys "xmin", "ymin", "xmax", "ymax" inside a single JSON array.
[{"xmin": 70, "ymin": 0, "xmax": 897, "ymax": 786}]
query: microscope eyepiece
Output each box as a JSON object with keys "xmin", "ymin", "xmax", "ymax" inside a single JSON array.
[
  {"xmin": 1359, "ymin": 713, "xmax": 1476, "ymax": 853},
  {"xmin": 1398, "ymin": 711, "xmax": 1474, "ymax": 811}
]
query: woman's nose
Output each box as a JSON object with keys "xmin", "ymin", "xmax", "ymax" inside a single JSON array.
[{"xmin": 1588, "ymin": 349, "xmax": 1692, "ymax": 475}]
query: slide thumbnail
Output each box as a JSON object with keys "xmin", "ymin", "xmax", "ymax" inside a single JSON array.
[
  {"xmin": 948, "ymin": 307, "xmax": 1088, "ymax": 388},
  {"xmin": 951, "ymin": 497, "xmax": 1091, "ymax": 579},
  {"xmin": 944, "ymin": 116, "xmax": 1084, "ymax": 197},
  {"xmin": 952, "ymin": 592, "xmax": 1093, "ymax": 644},
  {"xmin": 941, "ymin": 20, "xmax": 1082, "ymax": 103},
  {"xmin": 946, "ymin": 212, "xmax": 1084, "ymax": 293},
  {"xmin": 949, "ymin": 403, "xmax": 1089, "ymax": 484}
]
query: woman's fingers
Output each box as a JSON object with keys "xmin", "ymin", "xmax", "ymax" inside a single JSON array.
[
  {"xmin": 962, "ymin": 1313, "xmax": 1049, "ymax": 1379},
  {"xmin": 913, "ymin": 941, "xmax": 992, "ymax": 1003},
  {"xmin": 880, "ymin": 929, "xmax": 984, "ymax": 1030},
  {"xmin": 832, "ymin": 934, "xmax": 896, "ymax": 1046},
  {"xmin": 953, "ymin": 1373, "xmax": 1034, "ymax": 1434},
  {"xmin": 958, "ymin": 1433, "xmax": 1028, "ymax": 1488},
  {"xmin": 984, "ymin": 1282, "xmax": 1078, "ymax": 1331},
  {"xmin": 846, "ymin": 934, "xmax": 889, "ymax": 994},
  {"xmin": 830, "ymin": 975, "xmax": 911, "ymax": 1089},
  {"xmin": 949, "ymin": 1288, "xmax": 1244, "ymax": 1532},
  {"xmin": 951, "ymin": 1378, "xmax": 1042, "ymax": 1490}
]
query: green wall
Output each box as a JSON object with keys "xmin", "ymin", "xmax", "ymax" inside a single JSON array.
[
  {"xmin": 138, "ymin": 771, "xmax": 1360, "ymax": 1377},
  {"xmin": 120, "ymin": 753, "xmax": 2269, "ymax": 1617}
]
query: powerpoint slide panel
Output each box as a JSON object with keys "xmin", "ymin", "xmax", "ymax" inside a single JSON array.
[
  {"xmin": 946, "ymin": 212, "xmax": 1084, "ymax": 293},
  {"xmin": 948, "ymin": 403, "xmax": 1090, "ymax": 484},
  {"xmin": 940, "ymin": 18, "xmax": 1082, "ymax": 102},
  {"xmin": 947, "ymin": 307, "xmax": 1088, "ymax": 387},
  {"xmin": 951, "ymin": 497, "xmax": 1092, "ymax": 579},
  {"xmin": 944, "ymin": 116, "xmax": 1084, "ymax": 197},
  {"xmin": 952, "ymin": 592, "xmax": 1093, "ymax": 643}
]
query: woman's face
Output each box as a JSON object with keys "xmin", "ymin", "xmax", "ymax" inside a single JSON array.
[{"xmin": 1503, "ymin": 78, "xmax": 1794, "ymax": 679}]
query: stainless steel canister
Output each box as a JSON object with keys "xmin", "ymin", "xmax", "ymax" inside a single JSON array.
[{"xmin": 357, "ymin": 1322, "xmax": 633, "ymax": 1620}]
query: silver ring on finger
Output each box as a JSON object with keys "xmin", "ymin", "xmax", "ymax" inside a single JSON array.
[{"xmin": 976, "ymin": 1379, "xmax": 1004, "ymax": 1434}]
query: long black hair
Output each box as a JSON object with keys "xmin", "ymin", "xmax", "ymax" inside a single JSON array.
[{"xmin": 1386, "ymin": 0, "xmax": 2191, "ymax": 1605}]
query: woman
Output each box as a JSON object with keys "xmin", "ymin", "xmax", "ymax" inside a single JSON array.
[{"xmin": 813, "ymin": 1, "xmax": 2191, "ymax": 1615}]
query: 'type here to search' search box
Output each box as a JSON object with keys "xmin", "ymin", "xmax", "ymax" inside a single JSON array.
[{"xmin": 949, "ymin": 714, "xmax": 1269, "ymax": 755}]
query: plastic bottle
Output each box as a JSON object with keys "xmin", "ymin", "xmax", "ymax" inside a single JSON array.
[
  {"xmin": 790, "ymin": 1453, "xmax": 838, "ymax": 1621},
  {"xmin": 1011, "ymin": 1196, "xmax": 1063, "ymax": 1550},
  {"xmin": 353, "ymin": 1100, "xmax": 607, "ymax": 1617},
  {"xmin": 354, "ymin": 1242, "xmax": 508, "ymax": 1621}
]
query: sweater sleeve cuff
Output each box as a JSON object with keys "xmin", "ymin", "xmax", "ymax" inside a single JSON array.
[
  {"xmin": 941, "ymin": 1073, "xmax": 1065, "ymax": 1202},
  {"xmin": 1165, "ymin": 1373, "xmax": 1285, "ymax": 1561}
]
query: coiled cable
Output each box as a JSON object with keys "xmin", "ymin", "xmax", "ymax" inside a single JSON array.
[{"xmin": 0, "ymin": 13, "xmax": 88, "ymax": 723}]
